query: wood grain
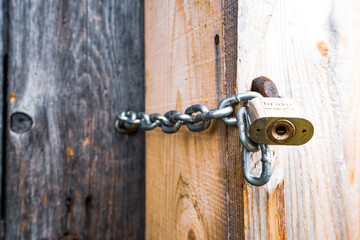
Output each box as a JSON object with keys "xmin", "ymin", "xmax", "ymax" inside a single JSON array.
[
  {"xmin": 145, "ymin": 0, "xmax": 239, "ymax": 239},
  {"xmin": 0, "ymin": 1, "xmax": 7, "ymax": 237},
  {"xmin": 237, "ymin": 0, "xmax": 360, "ymax": 239},
  {"xmin": 221, "ymin": 1, "xmax": 250, "ymax": 240},
  {"xmin": 5, "ymin": 1, "xmax": 144, "ymax": 239}
]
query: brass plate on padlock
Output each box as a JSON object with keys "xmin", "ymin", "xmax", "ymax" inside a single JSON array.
[
  {"xmin": 249, "ymin": 117, "xmax": 314, "ymax": 145},
  {"xmin": 247, "ymin": 98, "xmax": 314, "ymax": 145}
]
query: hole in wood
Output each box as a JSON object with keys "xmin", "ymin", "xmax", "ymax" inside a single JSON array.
[
  {"xmin": 214, "ymin": 34, "xmax": 219, "ymax": 45},
  {"xmin": 85, "ymin": 195, "xmax": 93, "ymax": 209},
  {"xmin": 10, "ymin": 112, "xmax": 33, "ymax": 133}
]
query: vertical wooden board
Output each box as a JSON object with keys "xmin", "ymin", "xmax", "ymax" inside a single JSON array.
[
  {"xmin": 221, "ymin": 1, "xmax": 249, "ymax": 240},
  {"xmin": 0, "ymin": 1, "xmax": 6, "ymax": 234},
  {"xmin": 6, "ymin": 1, "xmax": 144, "ymax": 239},
  {"xmin": 237, "ymin": 0, "xmax": 360, "ymax": 239},
  {"xmin": 145, "ymin": 0, "xmax": 241, "ymax": 239}
]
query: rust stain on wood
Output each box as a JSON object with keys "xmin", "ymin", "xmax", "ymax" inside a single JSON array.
[
  {"xmin": 66, "ymin": 147, "xmax": 74, "ymax": 157},
  {"xmin": 90, "ymin": 160, "xmax": 96, "ymax": 177},
  {"xmin": 317, "ymin": 41, "xmax": 329, "ymax": 56},
  {"xmin": 10, "ymin": 92, "xmax": 16, "ymax": 103},
  {"xmin": 43, "ymin": 194, "xmax": 47, "ymax": 207},
  {"xmin": 268, "ymin": 183, "xmax": 286, "ymax": 239},
  {"xmin": 347, "ymin": 169, "xmax": 355, "ymax": 185},
  {"xmin": 82, "ymin": 137, "xmax": 90, "ymax": 147},
  {"xmin": 21, "ymin": 221, "xmax": 27, "ymax": 232}
]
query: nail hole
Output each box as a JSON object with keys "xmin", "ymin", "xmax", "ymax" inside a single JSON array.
[
  {"xmin": 301, "ymin": 129, "xmax": 307, "ymax": 135},
  {"xmin": 214, "ymin": 34, "xmax": 219, "ymax": 45},
  {"xmin": 65, "ymin": 197, "xmax": 73, "ymax": 207},
  {"xmin": 256, "ymin": 128, "xmax": 261, "ymax": 132},
  {"xmin": 85, "ymin": 195, "xmax": 93, "ymax": 209}
]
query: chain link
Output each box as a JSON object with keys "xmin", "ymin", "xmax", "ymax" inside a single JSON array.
[
  {"xmin": 115, "ymin": 91, "xmax": 272, "ymax": 186},
  {"xmin": 115, "ymin": 92, "xmax": 263, "ymax": 134},
  {"xmin": 236, "ymin": 106, "xmax": 272, "ymax": 186}
]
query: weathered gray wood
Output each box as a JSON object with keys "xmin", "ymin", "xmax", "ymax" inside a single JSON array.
[
  {"xmin": 6, "ymin": 1, "xmax": 144, "ymax": 239},
  {"xmin": 0, "ymin": 1, "xmax": 7, "ymax": 238}
]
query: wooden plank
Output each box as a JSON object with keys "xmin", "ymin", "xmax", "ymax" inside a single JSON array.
[
  {"xmin": 0, "ymin": 1, "xmax": 7, "ymax": 237},
  {"xmin": 6, "ymin": 1, "xmax": 144, "ymax": 239},
  {"xmin": 145, "ymin": 0, "xmax": 239, "ymax": 239},
  {"xmin": 237, "ymin": 0, "xmax": 360, "ymax": 239},
  {"xmin": 221, "ymin": 1, "xmax": 248, "ymax": 240}
]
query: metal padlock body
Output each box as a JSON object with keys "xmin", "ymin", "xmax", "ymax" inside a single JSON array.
[{"xmin": 247, "ymin": 97, "xmax": 314, "ymax": 145}]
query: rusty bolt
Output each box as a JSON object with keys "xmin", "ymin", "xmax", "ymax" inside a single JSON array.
[{"xmin": 251, "ymin": 76, "xmax": 279, "ymax": 98}]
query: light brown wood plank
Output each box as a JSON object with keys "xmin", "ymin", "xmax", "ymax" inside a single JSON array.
[{"xmin": 145, "ymin": 0, "xmax": 239, "ymax": 239}]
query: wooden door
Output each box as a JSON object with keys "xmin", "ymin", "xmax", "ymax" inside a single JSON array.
[
  {"xmin": 145, "ymin": 0, "xmax": 360, "ymax": 239},
  {"xmin": 0, "ymin": 1, "xmax": 145, "ymax": 239}
]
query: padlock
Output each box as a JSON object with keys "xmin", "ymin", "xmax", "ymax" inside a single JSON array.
[{"xmin": 247, "ymin": 97, "xmax": 314, "ymax": 145}]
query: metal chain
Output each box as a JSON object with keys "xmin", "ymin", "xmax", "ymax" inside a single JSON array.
[
  {"xmin": 115, "ymin": 91, "xmax": 272, "ymax": 186},
  {"xmin": 236, "ymin": 106, "xmax": 272, "ymax": 186},
  {"xmin": 115, "ymin": 92, "xmax": 263, "ymax": 134}
]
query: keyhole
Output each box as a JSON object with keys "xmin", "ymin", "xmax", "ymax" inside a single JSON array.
[
  {"xmin": 275, "ymin": 126, "xmax": 287, "ymax": 135},
  {"xmin": 268, "ymin": 119, "xmax": 295, "ymax": 143}
]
